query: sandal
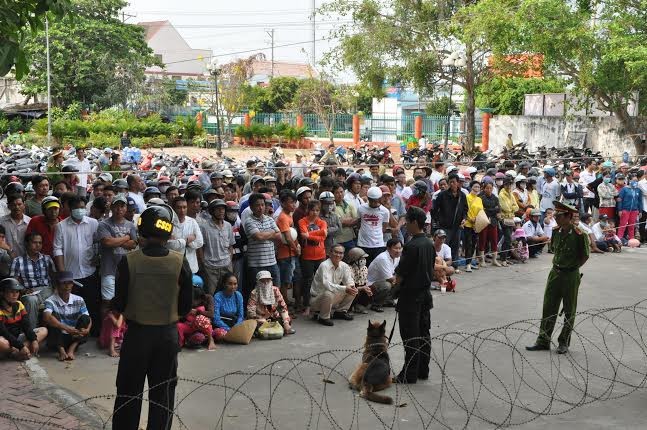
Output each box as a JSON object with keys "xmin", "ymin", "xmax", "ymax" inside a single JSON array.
[
  {"xmin": 370, "ymin": 305, "xmax": 384, "ymax": 313},
  {"xmin": 285, "ymin": 328, "xmax": 296, "ymax": 335}
]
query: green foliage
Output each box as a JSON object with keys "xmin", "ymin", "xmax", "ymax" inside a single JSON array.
[
  {"xmin": 464, "ymin": 0, "xmax": 647, "ymax": 152},
  {"xmin": 175, "ymin": 115, "xmax": 203, "ymax": 140},
  {"xmin": 19, "ymin": 0, "xmax": 159, "ymax": 109},
  {"xmin": 234, "ymin": 124, "xmax": 306, "ymax": 142},
  {"xmin": 0, "ymin": 0, "xmax": 72, "ymax": 78},
  {"xmin": 63, "ymin": 101, "xmax": 83, "ymax": 120},
  {"xmin": 425, "ymin": 97, "xmax": 458, "ymax": 116},
  {"xmin": 475, "ymin": 77, "xmax": 565, "ymax": 115}
]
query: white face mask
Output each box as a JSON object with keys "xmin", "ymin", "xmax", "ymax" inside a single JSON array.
[
  {"xmin": 495, "ymin": 180, "xmax": 503, "ymax": 186},
  {"xmin": 519, "ymin": 183, "xmax": 526, "ymax": 190}
]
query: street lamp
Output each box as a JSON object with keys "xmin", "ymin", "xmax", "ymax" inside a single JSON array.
[
  {"xmin": 441, "ymin": 51, "xmax": 466, "ymax": 160},
  {"xmin": 206, "ymin": 58, "xmax": 223, "ymax": 157}
]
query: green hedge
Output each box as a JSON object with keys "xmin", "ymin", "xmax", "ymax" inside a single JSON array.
[{"xmin": 234, "ymin": 124, "xmax": 306, "ymax": 141}]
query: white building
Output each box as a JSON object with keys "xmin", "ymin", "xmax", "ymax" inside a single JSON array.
[{"xmin": 139, "ymin": 20, "xmax": 212, "ymax": 80}]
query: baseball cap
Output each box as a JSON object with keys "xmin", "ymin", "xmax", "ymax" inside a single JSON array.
[
  {"xmin": 112, "ymin": 194, "xmax": 128, "ymax": 206},
  {"xmin": 256, "ymin": 271, "xmax": 272, "ymax": 281},
  {"xmin": 57, "ymin": 271, "xmax": 83, "ymax": 286},
  {"xmin": 434, "ymin": 229, "xmax": 447, "ymax": 238},
  {"xmin": 295, "ymin": 151, "xmax": 303, "ymax": 157}
]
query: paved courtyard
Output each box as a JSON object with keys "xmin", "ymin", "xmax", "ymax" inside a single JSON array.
[{"xmin": 29, "ymin": 247, "xmax": 647, "ymax": 429}]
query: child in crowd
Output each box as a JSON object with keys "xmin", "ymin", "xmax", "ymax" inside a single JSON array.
[
  {"xmin": 178, "ymin": 286, "xmax": 216, "ymax": 350},
  {"xmin": 603, "ymin": 220, "xmax": 622, "ymax": 252},
  {"xmin": 512, "ymin": 218, "xmax": 529, "ymax": 262},
  {"xmin": 543, "ymin": 208, "xmax": 558, "ymax": 252},
  {"xmin": 98, "ymin": 300, "xmax": 127, "ymax": 357}
]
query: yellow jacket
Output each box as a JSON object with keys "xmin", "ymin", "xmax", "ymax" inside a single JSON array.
[
  {"xmin": 465, "ymin": 193, "xmax": 484, "ymax": 228},
  {"xmin": 499, "ymin": 188, "xmax": 519, "ymax": 219}
]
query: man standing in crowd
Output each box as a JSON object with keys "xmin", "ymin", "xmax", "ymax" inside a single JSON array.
[
  {"xmin": 579, "ymin": 160, "xmax": 598, "ymax": 215},
  {"xmin": 167, "ymin": 196, "xmax": 203, "ymax": 274},
  {"xmin": 127, "ymin": 174, "xmax": 146, "ymax": 214},
  {"xmin": 540, "ymin": 167, "xmax": 560, "ymax": 221},
  {"xmin": 25, "ymin": 196, "xmax": 60, "ymax": 256},
  {"xmin": 310, "ymin": 243, "xmax": 357, "ymax": 326},
  {"xmin": 333, "ymin": 182, "xmax": 358, "ymax": 251},
  {"xmin": 198, "ymin": 199, "xmax": 234, "ymax": 295},
  {"xmin": 66, "ymin": 147, "xmax": 92, "ymax": 198},
  {"xmin": 1, "ymin": 194, "xmax": 31, "ymax": 258},
  {"xmin": 394, "ymin": 207, "xmax": 434, "ymax": 384},
  {"xmin": 433, "ymin": 173, "xmax": 467, "ymax": 267},
  {"xmin": 243, "ymin": 193, "xmax": 281, "ymax": 301},
  {"xmin": 53, "ymin": 196, "xmax": 100, "ymax": 336},
  {"xmin": 357, "ymin": 186, "xmax": 397, "ymax": 266},
  {"xmin": 25, "ymin": 175, "xmax": 50, "ymax": 217},
  {"xmin": 96, "ymin": 195, "xmax": 138, "ymax": 317},
  {"xmin": 526, "ymin": 201, "xmax": 589, "ymax": 355},
  {"xmin": 112, "ymin": 205, "xmax": 192, "ymax": 430},
  {"xmin": 276, "ymin": 190, "xmax": 300, "ymax": 303}
]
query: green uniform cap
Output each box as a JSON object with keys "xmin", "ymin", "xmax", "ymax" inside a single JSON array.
[{"xmin": 553, "ymin": 200, "xmax": 578, "ymax": 214}]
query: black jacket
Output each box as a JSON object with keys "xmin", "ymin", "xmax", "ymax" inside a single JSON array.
[
  {"xmin": 395, "ymin": 233, "xmax": 435, "ymax": 310},
  {"xmin": 433, "ymin": 189, "xmax": 468, "ymax": 229}
]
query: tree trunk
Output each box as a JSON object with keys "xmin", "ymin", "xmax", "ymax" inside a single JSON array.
[
  {"xmin": 615, "ymin": 108, "xmax": 646, "ymax": 155},
  {"xmin": 463, "ymin": 42, "xmax": 476, "ymax": 153}
]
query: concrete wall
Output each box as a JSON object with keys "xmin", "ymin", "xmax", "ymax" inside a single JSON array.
[
  {"xmin": 146, "ymin": 24, "xmax": 210, "ymax": 77},
  {"xmin": 489, "ymin": 115, "xmax": 647, "ymax": 157}
]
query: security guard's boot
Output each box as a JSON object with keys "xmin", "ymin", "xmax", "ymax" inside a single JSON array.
[
  {"xmin": 556, "ymin": 344, "xmax": 569, "ymax": 354},
  {"xmin": 525, "ymin": 343, "xmax": 550, "ymax": 351}
]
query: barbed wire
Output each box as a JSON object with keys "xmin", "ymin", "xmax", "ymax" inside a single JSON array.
[{"xmin": 4, "ymin": 298, "xmax": 647, "ymax": 429}]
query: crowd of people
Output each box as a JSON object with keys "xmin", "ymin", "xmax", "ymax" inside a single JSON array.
[{"xmin": 0, "ymin": 144, "xmax": 645, "ymax": 365}]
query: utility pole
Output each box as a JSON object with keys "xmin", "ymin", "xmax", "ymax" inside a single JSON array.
[
  {"xmin": 266, "ymin": 29, "xmax": 275, "ymax": 79},
  {"xmin": 121, "ymin": 11, "xmax": 136, "ymax": 23},
  {"xmin": 45, "ymin": 17, "xmax": 51, "ymax": 145},
  {"xmin": 311, "ymin": 0, "xmax": 316, "ymax": 65}
]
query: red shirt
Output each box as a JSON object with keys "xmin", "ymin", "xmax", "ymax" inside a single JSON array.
[
  {"xmin": 298, "ymin": 217, "xmax": 327, "ymax": 261},
  {"xmin": 25, "ymin": 216, "xmax": 58, "ymax": 256}
]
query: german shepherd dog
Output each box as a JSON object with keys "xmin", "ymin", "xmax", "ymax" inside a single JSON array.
[{"xmin": 348, "ymin": 320, "xmax": 393, "ymax": 404}]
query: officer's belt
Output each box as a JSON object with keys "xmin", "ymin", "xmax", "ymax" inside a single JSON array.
[{"xmin": 553, "ymin": 266, "xmax": 578, "ymax": 272}]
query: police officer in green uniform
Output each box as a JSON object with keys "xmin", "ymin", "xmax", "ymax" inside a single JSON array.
[
  {"xmin": 112, "ymin": 205, "xmax": 192, "ymax": 430},
  {"xmin": 526, "ymin": 201, "xmax": 589, "ymax": 354}
]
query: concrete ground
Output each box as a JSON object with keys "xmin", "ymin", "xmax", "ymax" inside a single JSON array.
[{"xmin": 33, "ymin": 247, "xmax": 647, "ymax": 430}]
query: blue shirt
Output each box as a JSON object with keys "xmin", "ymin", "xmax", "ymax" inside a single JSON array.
[{"xmin": 213, "ymin": 290, "xmax": 244, "ymax": 330}]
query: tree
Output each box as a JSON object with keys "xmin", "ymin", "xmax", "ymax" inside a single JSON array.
[
  {"xmin": 18, "ymin": 0, "xmax": 159, "ymax": 108},
  {"xmin": 293, "ymin": 77, "xmax": 347, "ymax": 144},
  {"xmin": 320, "ymin": 0, "xmax": 491, "ymax": 151},
  {"xmin": 464, "ymin": 0, "xmax": 647, "ymax": 153},
  {"xmin": 0, "ymin": 0, "xmax": 71, "ymax": 79},
  {"xmin": 475, "ymin": 76, "xmax": 564, "ymax": 115},
  {"xmin": 217, "ymin": 53, "xmax": 265, "ymax": 134},
  {"xmin": 426, "ymin": 97, "xmax": 458, "ymax": 116}
]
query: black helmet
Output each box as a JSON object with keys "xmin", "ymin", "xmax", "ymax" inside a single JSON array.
[
  {"xmin": 5, "ymin": 182, "xmax": 24, "ymax": 197},
  {"xmin": 0, "ymin": 278, "xmax": 24, "ymax": 292},
  {"xmin": 299, "ymin": 177, "xmax": 315, "ymax": 188},
  {"xmin": 137, "ymin": 205, "xmax": 174, "ymax": 239}
]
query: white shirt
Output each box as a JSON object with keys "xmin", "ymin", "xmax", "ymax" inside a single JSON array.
[
  {"xmin": 344, "ymin": 190, "xmax": 363, "ymax": 211},
  {"xmin": 401, "ymin": 186, "xmax": 414, "ymax": 201},
  {"xmin": 418, "ymin": 137, "xmax": 427, "ymax": 150},
  {"xmin": 436, "ymin": 243, "xmax": 452, "ymax": 261},
  {"xmin": 310, "ymin": 259, "xmax": 354, "ymax": 297},
  {"xmin": 53, "ymin": 216, "xmax": 99, "ymax": 279},
  {"xmin": 0, "ymin": 214, "xmax": 31, "ymax": 257},
  {"xmin": 523, "ymin": 220, "xmax": 545, "ymax": 238},
  {"xmin": 591, "ymin": 222, "xmax": 605, "ymax": 241},
  {"xmin": 128, "ymin": 191, "xmax": 146, "ymax": 214},
  {"xmin": 357, "ymin": 204, "xmax": 390, "ymax": 248},
  {"xmin": 367, "ymin": 250, "xmax": 400, "ymax": 285},
  {"xmin": 65, "ymin": 157, "xmax": 92, "ymax": 187},
  {"xmin": 430, "ymin": 170, "xmax": 444, "ymax": 187},
  {"xmin": 638, "ymin": 178, "xmax": 647, "ymax": 212},
  {"xmin": 167, "ymin": 216, "xmax": 204, "ymax": 273},
  {"xmin": 544, "ymin": 218, "xmax": 557, "ymax": 239},
  {"xmin": 579, "ymin": 169, "xmax": 596, "ymax": 199},
  {"xmin": 291, "ymin": 162, "xmax": 307, "ymax": 178},
  {"xmin": 578, "ymin": 221, "xmax": 592, "ymax": 235}
]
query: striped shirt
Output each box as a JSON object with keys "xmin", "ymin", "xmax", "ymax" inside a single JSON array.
[
  {"xmin": 10, "ymin": 253, "xmax": 55, "ymax": 289},
  {"xmin": 243, "ymin": 213, "xmax": 279, "ymax": 267},
  {"xmin": 44, "ymin": 293, "xmax": 89, "ymax": 332}
]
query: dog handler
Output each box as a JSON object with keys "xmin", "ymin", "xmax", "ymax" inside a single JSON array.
[{"xmin": 112, "ymin": 205, "xmax": 193, "ymax": 429}]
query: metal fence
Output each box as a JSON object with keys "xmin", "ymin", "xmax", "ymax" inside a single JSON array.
[{"xmin": 202, "ymin": 112, "xmax": 482, "ymax": 143}]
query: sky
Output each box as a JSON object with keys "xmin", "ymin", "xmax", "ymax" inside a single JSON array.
[{"xmin": 124, "ymin": 0, "xmax": 346, "ymax": 73}]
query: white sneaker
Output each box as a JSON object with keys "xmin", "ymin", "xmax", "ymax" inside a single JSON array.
[{"xmin": 465, "ymin": 264, "xmax": 473, "ymax": 273}]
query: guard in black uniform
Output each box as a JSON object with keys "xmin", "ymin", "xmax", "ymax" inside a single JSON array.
[
  {"xmin": 112, "ymin": 205, "xmax": 192, "ymax": 430},
  {"xmin": 393, "ymin": 207, "xmax": 435, "ymax": 384}
]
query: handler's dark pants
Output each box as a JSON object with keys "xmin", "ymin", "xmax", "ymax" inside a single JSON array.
[
  {"xmin": 536, "ymin": 268, "xmax": 581, "ymax": 348},
  {"xmin": 397, "ymin": 301, "xmax": 431, "ymax": 382},
  {"xmin": 72, "ymin": 271, "xmax": 100, "ymax": 337},
  {"xmin": 113, "ymin": 322, "xmax": 179, "ymax": 430}
]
